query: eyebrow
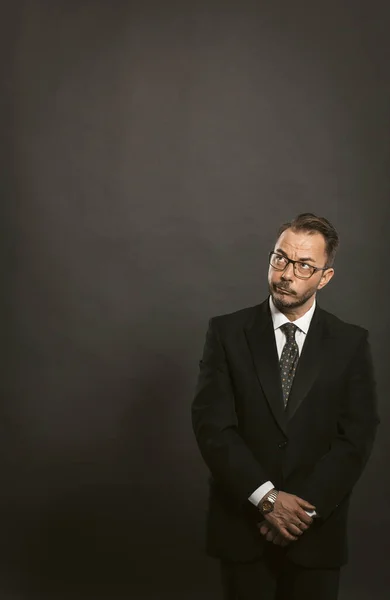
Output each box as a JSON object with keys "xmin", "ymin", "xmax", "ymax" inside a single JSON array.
[{"xmin": 275, "ymin": 248, "xmax": 316, "ymax": 263}]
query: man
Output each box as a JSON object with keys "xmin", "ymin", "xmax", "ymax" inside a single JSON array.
[{"xmin": 191, "ymin": 213, "xmax": 379, "ymax": 600}]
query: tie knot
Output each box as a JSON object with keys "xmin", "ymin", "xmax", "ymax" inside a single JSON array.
[{"xmin": 280, "ymin": 322, "xmax": 298, "ymax": 341}]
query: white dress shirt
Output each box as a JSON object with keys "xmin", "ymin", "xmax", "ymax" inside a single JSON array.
[{"xmin": 248, "ymin": 295, "xmax": 317, "ymax": 516}]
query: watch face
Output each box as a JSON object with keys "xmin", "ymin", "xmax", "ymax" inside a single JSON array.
[{"xmin": 262, "ymin": 500, "xmax": 273, "ymax": 513}]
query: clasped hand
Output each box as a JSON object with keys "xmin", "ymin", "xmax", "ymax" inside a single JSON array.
[{"xmin": 258, "ymin": 491, "xmax": 315, "ymax": 547}]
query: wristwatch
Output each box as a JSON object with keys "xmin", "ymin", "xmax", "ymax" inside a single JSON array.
[{"xmin": 259, "ymin": 489, "xmax": 279, "ymax": 514}]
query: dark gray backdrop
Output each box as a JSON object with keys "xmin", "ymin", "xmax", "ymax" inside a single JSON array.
[{"xmin": 2, "ymin": 1, "xmax": 389, "ymax": 598}]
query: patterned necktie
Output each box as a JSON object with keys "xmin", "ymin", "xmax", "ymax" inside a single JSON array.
[{"xmin": 279, "ymin": 322, "xmax": 299, "ymax": 407}]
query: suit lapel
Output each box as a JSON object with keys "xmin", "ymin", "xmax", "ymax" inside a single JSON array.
[{"xmin": 244, "ymin": 300, "xmax": 287, "ymax": 434}]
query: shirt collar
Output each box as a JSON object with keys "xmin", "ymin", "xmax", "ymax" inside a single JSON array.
[{"xmin": 269, "ymin": 295, "xmax": 316, "ymax": 335}]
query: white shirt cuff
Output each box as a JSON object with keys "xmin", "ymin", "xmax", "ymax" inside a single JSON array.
[{"xmin": 248, "ymin": 481, "xmax": 275, "ymax": 506}]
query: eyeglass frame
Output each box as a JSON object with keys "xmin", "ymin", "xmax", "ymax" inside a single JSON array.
[{"xmin": 268, "ymin": 251, "xmax": 330, "ymax": 280}]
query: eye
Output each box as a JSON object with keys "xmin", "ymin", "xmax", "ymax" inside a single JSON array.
[{"xmin": 299, "ymin": 263, "xmax": 311, "ymax": 270}]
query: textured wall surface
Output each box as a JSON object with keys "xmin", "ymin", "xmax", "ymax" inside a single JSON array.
[{"xmin": 2, "ymin": 1, "xmax": 389, "ymax": 598}]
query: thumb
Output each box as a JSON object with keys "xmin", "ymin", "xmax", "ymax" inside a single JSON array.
[{"xmin": 296, "ymin": 496, "xmax": 316, "ymax": 510}]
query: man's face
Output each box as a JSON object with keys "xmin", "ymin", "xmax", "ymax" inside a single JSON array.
[{"xmin": 268, "ymin": 228, "xmax": 334, "ymax": 312}]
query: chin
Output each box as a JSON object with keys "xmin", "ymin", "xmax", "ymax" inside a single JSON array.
[
  {"xmin": 273, "ymin": 296, "xmax": 295, "ymax": 310},
  {"xmin": 271, "ymin": 291, "xmax": 302, "ymax": 310}
]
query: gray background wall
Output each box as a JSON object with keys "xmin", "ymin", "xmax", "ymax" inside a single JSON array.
[{"xmin": 2, "ymin": 1, "xmax": 389, "ymax": 598}]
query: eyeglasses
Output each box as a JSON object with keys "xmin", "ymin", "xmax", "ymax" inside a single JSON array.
[{"xmin": 268, "ymin": 251, "xmax": 329, "ymax": 280}]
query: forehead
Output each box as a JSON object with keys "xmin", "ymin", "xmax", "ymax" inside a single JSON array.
[{"xmin": 275, "ymin": 228, "xmax": 326, "ymax": 259}]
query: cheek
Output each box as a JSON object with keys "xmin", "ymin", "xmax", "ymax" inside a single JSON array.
[
  {"xmin": 299, "ymin": 282, "xmax": 317, "ymax": 297},
  {"xmin": 268, "ymin": 265, "xmax": 280, "ymax": 279},
  {"xmin": 268, "ymin": 270, "xmax": 279, "ymax": 285}
]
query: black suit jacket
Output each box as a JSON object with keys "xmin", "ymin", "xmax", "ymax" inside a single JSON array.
[{"xmin": 191, "ymin": 298, "xmax": 379, "ymax": 568}]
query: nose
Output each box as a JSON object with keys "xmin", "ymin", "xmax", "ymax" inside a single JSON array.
[{"xmin": 281, "ymin": 261, "xmax": 294, "ymax": 280}]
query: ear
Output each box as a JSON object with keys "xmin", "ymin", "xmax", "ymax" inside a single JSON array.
[{"xmin": 318, "ymin": 268, "xmax": 334, "ymax": 290}]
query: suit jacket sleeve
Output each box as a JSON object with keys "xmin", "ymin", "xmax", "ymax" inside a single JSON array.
[
  {"xmin": 291, "ymin": 330, "xmax": 380, "ymax": 520},
  {"xmin": 191, "ymin": 318, "xmax": 269, "ymax": 506}
]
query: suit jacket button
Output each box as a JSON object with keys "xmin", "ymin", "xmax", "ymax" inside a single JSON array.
[{"xmin": 278, "ymin": 441, "xmax": 287, "ymax": 448}]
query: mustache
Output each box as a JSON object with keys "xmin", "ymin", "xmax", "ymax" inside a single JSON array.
[{"xmin": 275, "ymin": 284, "xmax": 296, "ymax": 295}]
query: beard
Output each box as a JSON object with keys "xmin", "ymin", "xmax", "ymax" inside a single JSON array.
[{"xmin": 269, "ymin": 281, "xmax": 318, "ymax": 312}]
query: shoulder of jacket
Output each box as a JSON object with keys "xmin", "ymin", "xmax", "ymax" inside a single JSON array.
[
  {"xmin": 209, "ymin": 304, "xmax": 261, "ymax": 329},
  {"xmin": 319, "ymin": 307, "xmax": 369, "ymax": 339}
]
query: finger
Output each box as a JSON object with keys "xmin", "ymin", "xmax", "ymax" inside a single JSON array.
[
  {"xmin": 297, "ymin": 510, "xmax": 314, "ymax": 526},
  {"xmin": 287, "ymin": 523, "xmax": 304, "ymax": 536},
  {"xmin": 266, "ymin": 530, "xmax": 275, "ymax": 542},
  {"xmin": 265, "ymin": 515, "xmax": 297, "ymax": 541},
  {"xmin": 296, "ymin": 497, "xmax": 316, "ymax": 511},
  {"xmin": 272, "ymin": 534, "xmax": 284, "ymax": 546},
  {"xmin": 273, "ymin": 534, "xmax": 289, "ymax": 547},
  {"xmin": 280, "ymin": 527, "xmax": 298, "ymax": 542},
  {"xmin": 260, "ymin": 524, "xmax": 269, "ymax": 536},
  {"xmin": 290, "ymin": 518, "xmax": 309, "ymax": 532},
  {"xmin": 272, "ymin": 535, "xmax": 283, "ymax": 546}
]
